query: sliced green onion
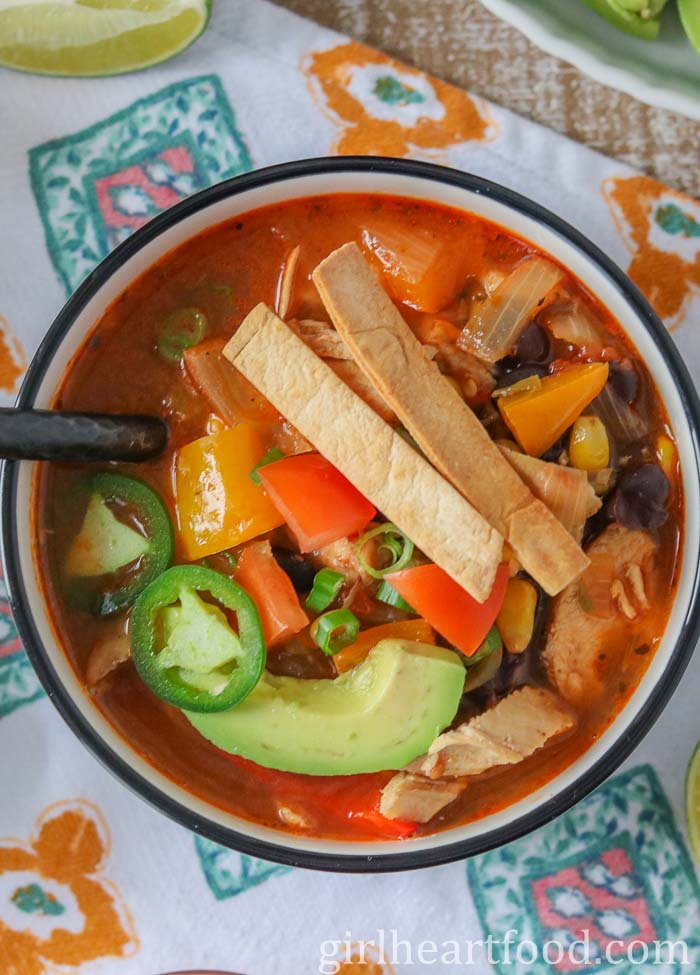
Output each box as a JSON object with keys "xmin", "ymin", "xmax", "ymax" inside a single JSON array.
[
  {"xmin": 376, "ymin": 580, "xmax": 414, "ymax": 613},
  {"xmin": 467, "ymin": 626, "xmax": 502, "ymax": 666},
  {"xmin": 158, "ymin": 307, "xmax": 208, "ymax": 362},
  {"xmin": 222, "ymin": 551, "xmax": 238, "ymax": 571},
  {"xmin": 311, "ymin": 609, "xmax": 360, "ymax": 655},
  {"xmin": 356, "ymin": 523, "xmax": 414, "ymax": 580},
  {"xmin": 249, "ymin": 447, "xmax": 285, "ymax": 485},
  {"xmin": 306, "ymin": 568, "xmax": 345, "ymax": 612}
]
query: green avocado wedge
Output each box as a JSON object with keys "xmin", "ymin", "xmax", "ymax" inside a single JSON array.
[
  {"xmin": 185, "ymin": 639, "xmax": 466, "ymax": 775},
  {"xmin": 581, "ymin": 0, "xmax": 665, "ymax": 39},
  {"xmin": 679, "ymin": 0, "xmax": 700, "ymax": 54}
]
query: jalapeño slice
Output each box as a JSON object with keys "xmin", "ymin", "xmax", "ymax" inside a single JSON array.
[
  {"xmin": 65, "ymin": 472, "xmax": 174, "ymax": 616},
  {"xmin": 130, "ymin": 565, "xmax": 266, "ymax": 713}
]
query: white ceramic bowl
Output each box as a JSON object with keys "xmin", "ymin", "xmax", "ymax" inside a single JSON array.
[{"xmin": 3, "ymin": 158, "xmax": 699, "ymax": 872}]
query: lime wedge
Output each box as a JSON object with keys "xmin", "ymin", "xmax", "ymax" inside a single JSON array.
[
  {"xmin": 679, "ymin": 0, "xmax": 700, "ymax": 56},
  {"xmin": 685, "ymin": 739, "xmax": 700, "ymax": 864},
  {"xmin": 0, "ymin": 0, "xmax": 211, "ymax": 77}
]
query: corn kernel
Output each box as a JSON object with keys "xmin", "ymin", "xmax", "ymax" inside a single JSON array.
[
  {"xmin": 656, "ymin": 434, "xmax": 677, "ymax": 480},
  {"xmin": 496, "ymin": 578, "xmax": 538, "ymax": 654},
  {"xmin": 569, "ymin": 415, "xmax": 610, "ymax": 471}
]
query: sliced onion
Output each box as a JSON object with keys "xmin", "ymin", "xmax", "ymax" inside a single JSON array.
[
  {"xmin": 593, "ymin": 383, "xmax": 648, "ymax": 444},
  {"xmin": 459, "ymin": 257, "xmax": 563, "ymax": 363},
  {"xmin": 543, "ymin": 301, "xmax": 605, "ymax": 354},
  {"xmin": 500, "ymin": 445, "xmax": 601, "ymax": 542}
]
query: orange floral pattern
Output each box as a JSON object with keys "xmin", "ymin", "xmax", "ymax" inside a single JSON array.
[
  {"xmin": 335, "ymin": 943, "xmax": 396, "ymax": 974},
  {"xmin": 304, "ymin": 41, "xmax": 495, "ymax": 158},
  {"xmin": 603, "ymin": 175, "xmax": 700, "ymax": 331},
  {"xmin": 0, "ymin": 314, "xmax": 26, "ymax": 394},
  {"xmin": 0, "ymin": 800, "xmax": 138, "ymax": 975}
]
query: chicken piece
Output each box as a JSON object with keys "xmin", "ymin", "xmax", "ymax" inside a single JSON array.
[
  {"xmin": 380, "ymin": 686, "xmax": 574, "ymax": 821},
  {"xmin": 433, "ymin": 342, "xmax": 496, "ymax": 404},
  {"xmin": 543, "ymin": 523, "xmax": 656, "ymax": 707},
  {"xmin": 379, "ymin": 773, "xmax": 464, "ymax": 823},
  {"xmin": 412, "ymin": 685, "xmax": 575, "ymax": 779},
  {"xmin": 312, "ymin": 536, "xmax": 373, "ymax": 587}
]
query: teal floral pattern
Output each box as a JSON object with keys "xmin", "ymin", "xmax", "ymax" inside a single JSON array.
[
  {"xmin": 0, "ymin": 569, "xmax": 43, "ymax": 719},
  {"xmin": 29, "ymin": 75, "xmax": 252, "ymax": 296},
  {"xmin": 468, "ymin": 765, "xmax": 700, "ymax": 974},
  {"xmin": 194, "ymin": 836, "xmax": 292, "ymax": 900}
]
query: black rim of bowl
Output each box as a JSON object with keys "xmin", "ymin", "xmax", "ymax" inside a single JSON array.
[{"xmin": 3, "ymin": 157, "xmax": 700, "ymax": 873}]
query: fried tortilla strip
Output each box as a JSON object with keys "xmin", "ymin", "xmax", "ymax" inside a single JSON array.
[
  {"xmin": 224, "ymin": 304, "xmax": 502, "ymax": 602},
  {"xmin": 313, "ymin": 242, "xmax": 589, "ymax": 596}
]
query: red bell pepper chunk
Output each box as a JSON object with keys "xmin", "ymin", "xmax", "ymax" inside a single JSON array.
[
  {"xmin": 259, "ymin": 453, "xmax": 376, "ymax": 552},
  {"xmin": 388, "ymin": 562, "xmax": 510, "ymax": 658},
  {"xmin": 234, "ymin": 540, "xmax": 309, "ymax": 647}
]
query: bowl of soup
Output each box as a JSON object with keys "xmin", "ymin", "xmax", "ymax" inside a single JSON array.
[{"xmin": 3, "ymin": 157, "xmax": 699, "ymax": 872}]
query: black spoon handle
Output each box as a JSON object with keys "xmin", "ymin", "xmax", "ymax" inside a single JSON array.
[{"xmin": 0, "ymin": 409, "xmax": 168, "ymax": 462}]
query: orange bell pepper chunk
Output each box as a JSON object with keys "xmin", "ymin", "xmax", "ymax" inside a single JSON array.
[
  {"xmin": 333, "ymin": 619, "xmax": 435, "ymax": 674},
  {"xmin": 175, "ymin": 423, "xmax": 284, "ymax": 560},
  {"xmin": 389, "ymin": 563, "xmax": 509, "ymax": 658},
  {"xmin": 234, "ymin": 540, "xmax": 309, "ymax": 647},
  {"xmin": 497, "ymin": 362, "xmax": 609, "ymax": 457}
]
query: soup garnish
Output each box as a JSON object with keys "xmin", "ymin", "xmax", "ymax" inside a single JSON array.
[{"xmin": 35, "ymin": 193, "xmax": 681, "ymax": 840}]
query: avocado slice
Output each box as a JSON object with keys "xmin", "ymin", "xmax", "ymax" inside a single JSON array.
[{"xmin": 185, "ymin": 638, "xmax": 466, "ymax": 775}]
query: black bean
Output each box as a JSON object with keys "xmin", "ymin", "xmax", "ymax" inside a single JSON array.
[
  {"xmin": 515, "ymin": 322, "xmax": 552, "ymax": 364},
  {"xmin": 272, "ymin": 547, "xmax": 316, "ymax": 592},
  {"xmin": 608, "ymin": 463, "xmax": 669, "ymax": 531},
  {"xmin": 495, "ymin": 363, "xmax": 548, "ymax": 390},
  {"xmin": 609, "ymin": 361, "xmax": 639, "ymax": 405}
]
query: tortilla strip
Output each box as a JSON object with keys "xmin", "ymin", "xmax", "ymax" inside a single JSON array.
[
  {"xmin": 223, "ymin": 304, "xmax": 503, "ymax": 602},
  {"xmin": 312, "ymin": 242, "xmax": 589, "ymax": 596}
]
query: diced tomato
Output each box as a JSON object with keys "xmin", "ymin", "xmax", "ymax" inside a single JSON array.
[
  {"xmin": 259, "ymin": 453, "xmax": 376, "ymax": 552},
  {"xmin": 234, "ymin": 540, "xmax": 309, "ymax": 647},
  {"xmin": 388, "ymin": 563, "xmax": 510, "ymax": 658}
]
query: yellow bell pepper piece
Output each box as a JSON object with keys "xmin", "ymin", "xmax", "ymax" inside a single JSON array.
[
  {"xmin": 333, "ymin": 619, "xmax": 435, "ymax": 674},
  {"xmin": 569, "ymin": 415, "xmax": 610, "ymax": 471},
  {"xmin": 176, "ymin": 423, "xmax": 284, "ymax": 560},
  {"xmin": 498, "ymin": 362, "xmax": 609, "ymax": 457},
  {"xmin": 496, "ymin": 578, "xmax": 538, "ymax": 654}
]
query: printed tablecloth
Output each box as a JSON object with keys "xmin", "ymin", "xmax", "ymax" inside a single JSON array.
[{"xmin": 1, "ymin": 2, "xmax": 700, "ymax": 973}]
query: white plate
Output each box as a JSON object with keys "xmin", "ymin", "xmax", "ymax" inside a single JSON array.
[{"xmin": 479, "ymin": 0, "xmax": 700, "ymax": 120}]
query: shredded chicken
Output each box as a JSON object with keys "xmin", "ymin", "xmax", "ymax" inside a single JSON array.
[
  {"xmin": 543, "ymin": 524, "xmax": 656, "ymax": 706},
  {"xmin": 625, "ymin": 563, "xmax": 650, "ymax": 611},
  {"xmin": 312, "ymin": 536, "xmax": 374, "ymax": 587},
  {"xmin": 380, "ymin": 686, "xmax": 574, "ymax": 822},
  {"xmin": 611, "ymin": 578, "xmax": 637, "ymax": 620}
]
